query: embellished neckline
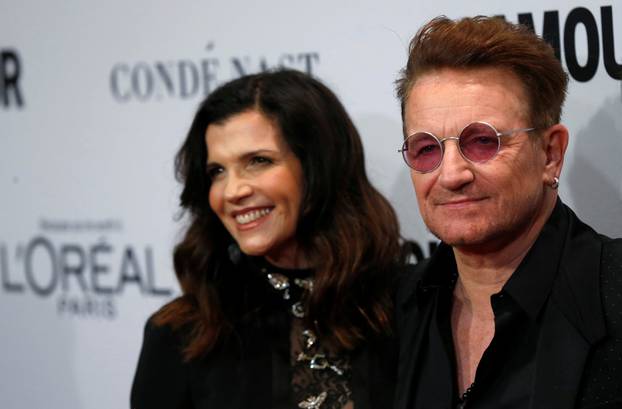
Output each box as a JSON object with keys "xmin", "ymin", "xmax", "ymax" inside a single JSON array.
[
  {"xmin": 255, "ymin": 257, "xmax": 351, "ymax": 408},
  {"xmin": 260, "ymin": 260, "xmax": 313, "ymax": 319}
]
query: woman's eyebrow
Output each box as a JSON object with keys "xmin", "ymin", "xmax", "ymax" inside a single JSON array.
[{"xmin": 206, "ymin": 148, "xmax": 279, "ymax": 165}]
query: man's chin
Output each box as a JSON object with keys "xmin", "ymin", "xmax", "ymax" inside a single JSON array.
[{"xmin": 428, "ymin": 225, "xmax": 494, "ymax": 249}]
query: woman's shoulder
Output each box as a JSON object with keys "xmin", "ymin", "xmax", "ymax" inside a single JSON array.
[
  {"xmin": 141, "ymin": 311, "xmax": 186, "ymax": 350},
  {"xmin": 131, "ymin": 310, "xmax": 193, "ymax": 409},
  {"xmin": 134, "ymin": 306, "xmax": 192, "ymax": 375},
  {"xmin": 140, "ymin": 296, "xmax": 196, "ymax": 344}
]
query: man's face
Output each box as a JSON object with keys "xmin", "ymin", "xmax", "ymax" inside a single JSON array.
[{"xmin": 404, "ymin": 67, "xmax": 551, "ymax": 252}]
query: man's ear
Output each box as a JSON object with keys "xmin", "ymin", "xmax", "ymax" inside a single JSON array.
[{"xmin": 540, "ymin": 123, "xmax": 569, "ymax": 186}]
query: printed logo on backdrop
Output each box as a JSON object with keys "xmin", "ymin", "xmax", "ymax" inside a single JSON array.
[
  {"xmin": 1, "ymin": 48, "xmax": 24, "ymax": 109},
  {"xmin": 0, "ymin": 219, "xmax": 173, "ymax": 319},
  {"xmin": 502, "ymin": 5, "xmax": 621, "ymax": 82},
  {"xmin": 110, "ymin": 42, "xmax": 320, "ymax": 103}
]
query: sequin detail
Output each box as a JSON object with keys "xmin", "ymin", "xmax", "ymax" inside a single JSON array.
[{"xmin": 264, "ymin": 269, "xmax": 352, "ymax": 408}]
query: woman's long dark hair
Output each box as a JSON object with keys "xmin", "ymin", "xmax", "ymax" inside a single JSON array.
[{"xmin": 154, "ymin": 69, "xmax": 402, "ymax": 360}]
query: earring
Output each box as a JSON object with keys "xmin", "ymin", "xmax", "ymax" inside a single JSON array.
[{"xmin": 550, "ymin": 176, "xmax": 559, "ymax": 189}]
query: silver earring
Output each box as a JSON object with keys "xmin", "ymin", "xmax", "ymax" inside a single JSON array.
[{"xmin": 551, "ymin": 176, "xmax": 559, "ymax": 189}]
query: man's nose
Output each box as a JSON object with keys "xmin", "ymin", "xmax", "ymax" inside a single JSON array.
[{"xmin": 437, "ymin": 140, "xmax": 474, "ymax": 190}]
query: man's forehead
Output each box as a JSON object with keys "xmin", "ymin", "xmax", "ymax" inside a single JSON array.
[
  {"xmin": 405, "ymin": 106, "xmax": 504, "ymax": 133},
  {"xmin": 403, "ymin": 67, "xmax": 529, "ymax": 132}
]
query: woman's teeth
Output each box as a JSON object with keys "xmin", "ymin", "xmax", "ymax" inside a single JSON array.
[{"xmin": 235, "ymin": 208, "xmax": 272, "ymax": 224}]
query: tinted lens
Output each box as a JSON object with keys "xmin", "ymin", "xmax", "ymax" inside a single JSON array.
[
  {"xmin": 403, "ymin": 132, "xmax": 442, "ymax": 172},
  {"xmin": 459, "ymin": 122, "xmax": 500, "ymax": 162}
]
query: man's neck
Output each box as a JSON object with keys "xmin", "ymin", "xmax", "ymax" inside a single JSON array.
[
  {"xmin": 452, "ymin": 195, "xmax": 557, "ymax": 309},
  {"xmin": 452, "ymin": 240, "xmax": 531, "ymax": 310}
]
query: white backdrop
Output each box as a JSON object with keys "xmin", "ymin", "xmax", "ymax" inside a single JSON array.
[{"xmin": 1, "ymin": 1, "xmax": 621, "ymax": 408}]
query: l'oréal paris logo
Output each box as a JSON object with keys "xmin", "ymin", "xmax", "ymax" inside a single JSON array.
[{"xmin": 1, "ymin": 219, "xmax": 173, "ymax": 320}]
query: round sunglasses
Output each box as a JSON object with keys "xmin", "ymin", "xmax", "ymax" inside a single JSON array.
[{"xmin": 398, "ymin": 121, "xmax": 536, "ymax": 173}]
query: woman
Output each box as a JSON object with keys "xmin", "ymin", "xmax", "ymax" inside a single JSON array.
[{"xmin": 131, "ymin": 70, "xmax": 402, "ymax": 409}]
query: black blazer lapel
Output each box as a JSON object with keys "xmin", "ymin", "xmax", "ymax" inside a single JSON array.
[
  {"xmin": 532, "ymin": 204, "xmax": 607, "ymax": 408},
  {"xmin": 531, "ymin": 299, "xmax": 592, "ymax": 409}
]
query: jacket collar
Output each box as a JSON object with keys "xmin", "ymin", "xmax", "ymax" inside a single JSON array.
[{"xmin": 550, "ymin": 201, "xmax": 606, "ymax": 344}]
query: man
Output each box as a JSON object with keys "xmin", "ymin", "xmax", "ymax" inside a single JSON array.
[{"xmin": 394, "ymin": 16, "xmax": 622, "ymax": 409}]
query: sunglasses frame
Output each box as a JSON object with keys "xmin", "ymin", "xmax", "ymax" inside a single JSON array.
[{"xmin": 398, "ymin": 121, "xmax": 536, "ymax": 173}]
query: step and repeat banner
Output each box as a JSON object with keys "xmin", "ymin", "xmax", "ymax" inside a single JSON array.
[{"xmin": 1, "ymin": 1, "xmax": 621, "ymax": 408}]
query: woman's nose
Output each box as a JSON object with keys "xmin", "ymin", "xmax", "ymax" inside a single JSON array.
[{"xmin": 223, "ymin": 173, "xmax": 253, "ymax": 202}]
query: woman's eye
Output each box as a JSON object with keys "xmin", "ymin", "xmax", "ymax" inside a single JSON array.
[
  {"xmin": 206, "ymin": 166, "xmax": 224, "ymax": 180},
  {"xmin": 249, "ymin": 156, "xmax": 273, "ymax": 166}
]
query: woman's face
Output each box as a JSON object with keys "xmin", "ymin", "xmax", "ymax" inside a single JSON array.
[{"xmin": 206, "ymin": 110, "xmax": 305, "ymax": 268}]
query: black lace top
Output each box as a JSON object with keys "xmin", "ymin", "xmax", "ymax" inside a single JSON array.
[{"xmin": 256, "ymin": 259, "xmax": 353, "ymax": 409}]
